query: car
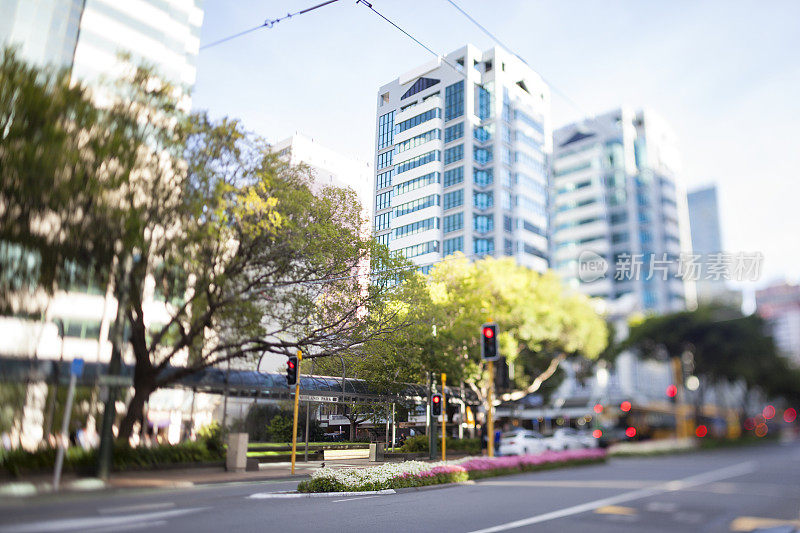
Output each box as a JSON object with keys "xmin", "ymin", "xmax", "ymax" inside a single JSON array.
[
  {"xmin": 498, "ymin": 430, "xmax": 548, "ymax": 456},
  {"xmin": 543, "ymin": 428, "xmax": 585, "ymax": 451}
]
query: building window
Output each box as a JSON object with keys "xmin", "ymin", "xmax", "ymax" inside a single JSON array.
[
  {"xmin": 395, "ymin": 128, "xmax": 441, "ymax": 154},
  {"xmin": 377, "ymin": 111, "xmax": 395, "ymax": 150},
  {"xmin": 476, "ymin": 84, "xmax": 491, "ymax": 120},
  {"xmin": 473, "ymin": 190, "xmax": 493, "ymax": 210},
  {"xmin": 474, "ymin": 168, "xmax": 493, "ymax": 187},
  {"xmin": 444, "ymin": 144, "xmax": 464, "ymax": 165},
  {"xmin": 395, "ymin": 108, "xmax": 441, "ymax": 135},
  {"xmin": 522, "ymin": 220, "xmax": 544, "ymax": 236},
  {"xmin": 444, "ymin": 81, "xmax": 464, "ymax": 121},
  {"xmin": 376, "ymin": 191, "xmax": 392, "ymax": 210},
  {"xmin": 474, "ymin": 124, "xmax": 492, "ymax": 143},
  {"xmin": 394, "ymin": 217, "xmax": 439, "ymax": 239},
  {"xmin": 374, "ymin": 212, "xmax": 391, "ymax": 231},
  {"xmin": 473, "ymin": 237, "xmax": 494, "ymax": 256},
  {"xmin": 394, "ymin": 172, "xmax": 439, "ymax": 196},
  {"xmin": 504, "ymin": 238, "xmax": 514, "ymax": 256},
  {"xmin": 514, "ymin": 109, "xmax": 543, "ymax": 134},
  {"xmin": 377, "ymin": 150, "xmax": 393, "ymax": 170},
  {"xmin": 502, "ymin": 191, "xmax": 512, "ymax": 210},
  {"xmin": 395, "ymin": 150, "xmax": 440, "ymax": 174},
  {"xmin": 376, "ymin": 169, "xmax": 393, "ymax": 190},
  {"xmin": 396, "ymin": 240, "xmax": 439, "ymax": 259},
  {"xmin": 503, "ymin": 215, "xmax": 514, "ymax": 233},
  {"xmin": 444, "ymin": 122, "xmax": 464, "ymax": 143},
  {"xmin": 474, "ymin": 146, "xmax": 492, "ymax": 164},
  {"xmin": 443, "ymin": 167, "xmax": 464, "ymax": 188},
  {"xmin": 394, "ymin": 194, "xmax": 440, "ymax": 218},
  {"xmin": 474, "ymin": 214, "xmax": 494, "ymax": 233},
  {"xmin": 443, "ymin": 212, "xmax": 464, "ymax": 233},
  {"xmin": 443, "ymin": 236, "xmax": 464, "ymax": 256},
  {"xmin": 443, "ymin": 189, "xmax": 464, "ymax": 211},
  {"xmin": 376, "ymin": 233, "xmax": 390, "ymax": 246}
]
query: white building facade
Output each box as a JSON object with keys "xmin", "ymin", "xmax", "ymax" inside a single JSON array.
[
  {"xmin": 551, "ymin": 108, "xmax": 694, "ymax": 314},
  {"xmin": 373, "ymin": 44, "xmax": 551, "ymax": 273}
]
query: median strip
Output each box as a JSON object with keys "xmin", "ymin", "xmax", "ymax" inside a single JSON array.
[{"xmin": 296, "ymin": 449, "xmax": 607, "ymax": 493}]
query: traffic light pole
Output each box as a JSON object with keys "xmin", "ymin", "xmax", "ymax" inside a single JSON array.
[
  {"xmin": 487, "ymin": 359, "xmax": 495, "ymax": 457},
  {"xmin": 291, "ymin": 350, "xmax": 302, "ymax": 475},
  {"xmin": 441, "ymin": 373, "xmax": 446, "ymax": 461}
]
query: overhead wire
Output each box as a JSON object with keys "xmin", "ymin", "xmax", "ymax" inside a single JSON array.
[{"xmin": 200, "ymin": 0, "xmax": 342, "ymax": 50}]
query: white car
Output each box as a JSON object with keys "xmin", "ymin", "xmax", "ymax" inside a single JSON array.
[
  {"xmin": 543, "ymin": 428, "xmax": 585, "ymax": 451},
  {"xmin": 498, "ymin": 430, "xmax": 548, "ymax": 456}
]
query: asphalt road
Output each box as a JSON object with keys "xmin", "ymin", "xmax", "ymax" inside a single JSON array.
[{"xmin": 2, "ymin": 442, "xmax": 799, "ymax": 533}]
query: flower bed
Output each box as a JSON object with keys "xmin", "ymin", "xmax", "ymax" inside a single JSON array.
[{"xmin": 297, "ymin": 448, "xmax": 606, "ymax": 493}]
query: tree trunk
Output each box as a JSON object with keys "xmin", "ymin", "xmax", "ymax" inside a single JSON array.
[{"xmin": 118, "ymin": 375, "xmax": 156, "ymax": 442}]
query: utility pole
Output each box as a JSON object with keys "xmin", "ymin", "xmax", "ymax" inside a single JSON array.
[
  {"xmin": 487, "ymin": 360, "xmax": 495, "ymax": 457},
  {"xmin": 96, "ymin": 254, "xmax": 132, "ymax": 480},
  {"xmin": 441, "ymin": 373, "xmax": 446, "ymax": 461}
]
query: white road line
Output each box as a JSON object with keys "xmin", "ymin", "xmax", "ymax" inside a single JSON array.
[
  {"xmin": 83, "ymin": 519, "xmax": 167, "ymax": 533},
  {"xmin": 98, "ymin": 502, "xmax": 175, "ymax": 515},
  {"xmin": 333, "ymin": 495, "xmax": 380, "ymax": 503},
  {"xmin": 468, "ymin": 461, "xmax": 757, "ymax": 533},
  {"xmin": 0, "ymin": 507, "xmax": 205, "ymax": 533}
]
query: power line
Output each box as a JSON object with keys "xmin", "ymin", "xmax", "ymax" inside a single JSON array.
[
  {"xmin": 355, "ymin": 0, "xmax": 470, "ymax": 82},
  {"xmin": 201, "ymin": 0, "xmax": 342, "ymax": 50}
]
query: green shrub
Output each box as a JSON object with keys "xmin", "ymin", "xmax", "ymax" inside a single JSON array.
[
  {"xmin": 398, "ymin": 436, "xmax": 480, "ymax": 454},
  {"xmin": 197, "ymin": 422, "xmax": 224, "ymax": 457}
]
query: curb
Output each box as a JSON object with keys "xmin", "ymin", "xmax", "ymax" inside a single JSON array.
[
  {"xmin": 394, "ymin": 480, "xmax": 475, "ymax": 493},
  {"xmin": 249, "ymin": 488, "xmax": 396, "ymax": 499}
]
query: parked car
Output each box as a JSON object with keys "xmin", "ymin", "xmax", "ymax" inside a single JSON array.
[
  {"xmin": 498, "ymin": 430, "xmax": 548, "ymax": 456},
  {"xmin": 543, "ymin": 428, "xmax": 585, "ymax": 451}
]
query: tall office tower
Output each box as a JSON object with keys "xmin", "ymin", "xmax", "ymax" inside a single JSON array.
[
  {"xmin": 756, "ymin": 282, "xmax": 800, "ymax": 366},
  {"xmin": 373, "ymin": 44, "xmax": 551, "ymax": 273},
  {"xmin": 551, "ymin": 108, "xmax": 694, "ymax": 314},
  {"xmin": 687, "ymin": 185, "xmax": 742, "ymax": 307},
  {"xmin": 0, "ymin": 0, "xmax": 204, "ymax": 362},
  {"xmin": 1, "ymin": 0, "xmax": 203, "ymax": 88}
]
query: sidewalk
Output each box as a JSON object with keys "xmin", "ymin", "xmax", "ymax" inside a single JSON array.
[{"xmin": 0, "ymin": 457, "xmax": 389, "ymax": 499}]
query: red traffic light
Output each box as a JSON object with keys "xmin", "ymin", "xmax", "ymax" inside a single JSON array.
[
  {"xmin": 666, "ymin": 384, "xmax": 678, "ymax": 398},
  {"xmin": 592, "ymin": 429, "xmax": 602, "ymax": 439},
  {"xmin": 287, "ymin": 360, "xmax": 295, "ymax": 369},
  {"xmin": 620, "ymin": 401, "xmax": 632, "ymax": 412},
  {"xmin": 593, "ymin": 404, "xmax": 603, "ymax": 414},
  {"xmin": 625, "ymin": 426, "xmax": 636, "ymax": 438},
  {"xmin": 432, "ymin": 395, "xmax": 441, "ymax": 404},
  {"xmin": 695, "ymin": 425, "xmax": 708, "ymax": 438},
  {"xmin": 483, "ymin": 327, "xmax": 494, "ymax": 339}
]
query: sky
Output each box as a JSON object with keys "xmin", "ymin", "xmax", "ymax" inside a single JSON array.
[{"xmin": 192, "ymin": 0, "xmax": 800, "ymax": 297}]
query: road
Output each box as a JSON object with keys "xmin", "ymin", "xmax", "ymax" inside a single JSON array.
[{"xmin": 2, "ymin": 442, "xmax": 799, "ymax": 533}]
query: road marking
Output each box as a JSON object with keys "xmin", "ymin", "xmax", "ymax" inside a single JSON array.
[
  {"xmin": 83, "ymin": 519, "xmax": 167, "ymax": 533},
  {"xmin": 594, "ymin": 505, "xmax": 637, "ymax": 516},
  {"xmin": 248, "ymin": 489, "xmax": 395, "ymax": 499},
  {"xmin": 332, "ymin": 495, "xmax": 380, "ymax": 503},
  {"xmin": 730, "ymin": 516, "xmax": 800, "ymax": 531},
  {"xmin": 98, "ymin": 502, "xmax": 175, "ymax": 515},
  {"xmin": 478, "ymin": 480, "xmax": 656, "ymax": 489},
  {"xmin": 468, "ymin": 461, "xmax": 756, "ymax": 533},
  {"xmin": 0, "ymin": 507, "xmax": 205, "ymax": 533}
]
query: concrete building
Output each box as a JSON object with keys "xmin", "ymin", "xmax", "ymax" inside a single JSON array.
[
  {"xmin": 372, "ymin": 44, "xmax": 551, "ymax": 273},
  {"xmin": 1, "ymin": 0, "xmax": 203, "ymax": 88},
  {"xmin": 272, "ymin": 133, "xmax": 373, "ymax": 221},
  {"xmin": 0, "ymin": 0, "xmax": 204, "ymax": 449},
  {"xmin": 551, "ymin": 108, "xmax": 694, "ymax": 314},
  {"xmin": 687, "ymin": 185, "xmax": 742, "ymax": 307},
  {"xmin": 756, "ymin": 282, "xmax": 800, "ymax": 366}
]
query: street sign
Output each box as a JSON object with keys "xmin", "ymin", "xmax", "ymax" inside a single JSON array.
[
  {"xmin": 70, "ymin": 358, "xmax": 84, "ymax": 377},
  {"xmin": 98, "ymin": 375, "xmax": 133, "ymax": 387},
  {"xmin": 300, "ymin": 394, "xmax": 338, "ymax": 403}
]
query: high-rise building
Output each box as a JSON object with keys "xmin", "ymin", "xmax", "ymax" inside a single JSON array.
[
  {"xmin": 1, "ymin": 0, "xmax": 203, "ymax": 88},
  {"xmin": 551, "ymin": 108, "xmax": 693, "ymax": 314},
  {"xmin": 756, "ymin": 282, "xmax": 800, "ymax": 366},
  {"xmin": 373, "ymin": 44, "xmax": 551, "ymax": 273},
  {"xmin": 272, "ymin": 133, "xmax": 373, "ymax": 221},
  {"xmin": 687, "ymin": 185, "xmax": 742, "ymax": 307}
]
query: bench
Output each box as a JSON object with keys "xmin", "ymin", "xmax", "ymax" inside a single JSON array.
[{"xmin": 322, "ymin": 448, "xmax": 370, "ymax": 460}]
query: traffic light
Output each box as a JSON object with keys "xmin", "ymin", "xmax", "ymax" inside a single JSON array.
[
  {"xmin": 494, "ymin": 356, "xmax": 510, "ymax": 391},
  {"xmin": 666, "ymin": 384, "xmax": 677, "ymax": 403},
  {"xmin": 432, "ymin": 394, "xmax": 443, "ymax": 416},
  {"xmin": 287, "ymin": 356, "xmax": 298, "ymax": 386},
  {"xmin": 481, "ymin": 322, "xmax": 498, "ymax": 360}
]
